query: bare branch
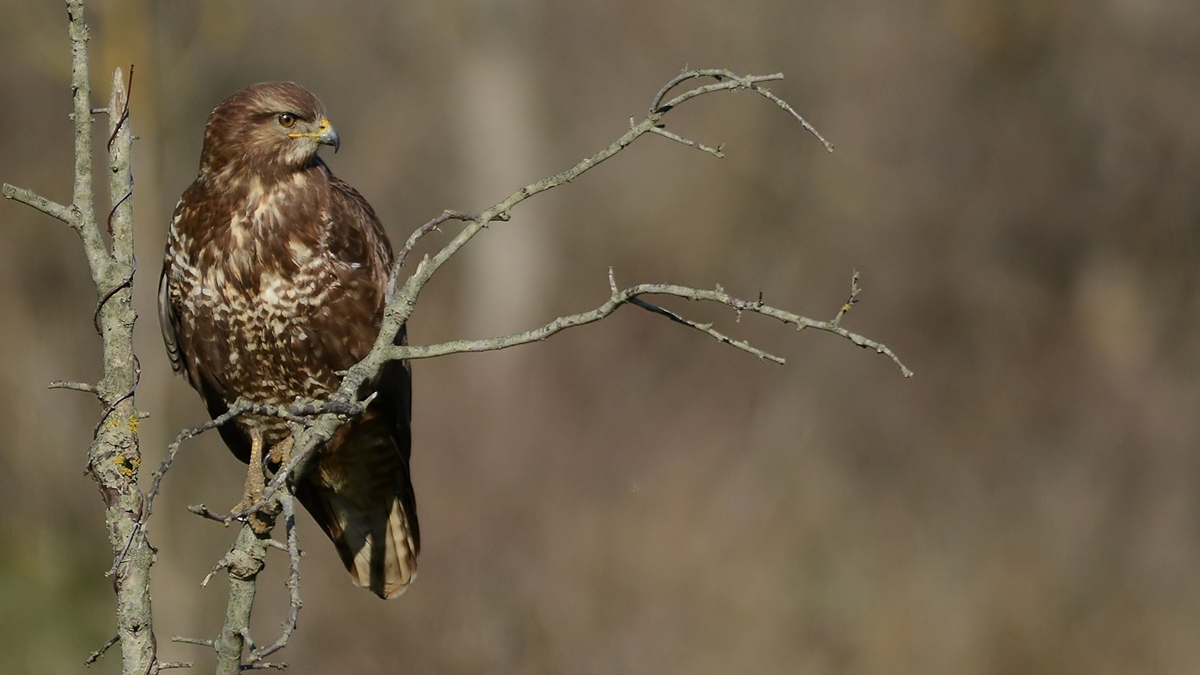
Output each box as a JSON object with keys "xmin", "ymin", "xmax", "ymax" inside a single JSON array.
[
  {"xmin": 64, "ymin": 1, "xmax": 112, "ymax": 279},
  {"xmin": 171, "ymin": 638, "xmax": 214, "ymax": 648},
  {"xmin": 647, "ymin": 125, "xmax": 725, "ymax": 158},
  {"xmin": 1, "ymin": 184, "xmax": 71, "ymax": 223},
  {"xmin": 212, "ymin": 521, "xmax": 271, "ymax": 675},
  {"xmin": 175, "ymin": 491, "xmax": 301, "ymax": 669},
  {"xmin": 649, "ymin": 68, "xmax": 780, "ymax": 113},
  {"xmin": 383, "ymin": 275, "xmax": 909, "ymax": 376},
  {"xmin": 831, "ymin": 269, "xmax": 861, "ymax": 327},
  {"xmin": 83, "ymin": 634, "xmax": 119, "ymax": 667},
  {"xmin": 627, "ymin": 296, "xmax": 784, "ymax": 363},
  {"xmin": 172, "ymin": 491, "xmax": 295, "ymax": 673},
  {"xmin": 68, "ymin": 0, "xmax": 95, "ymax": 229},
  {"xmin": 18, "ymin": 3, "xmax": 161, "ymax": 672},
  {"xmin": 744, "ymin": 81, "xmax": 835, "ymax": 153},
  {"xmin": 9, "ymin": 4, "xmax": 158, "ymax": 669},
  {"xmin": 49, "ymin": 379, "xmax": 100, "ymax": 395},
  {"xmin": 650, "ymin": 69, "xmax": 833, "ymax": 152},
  {"xmin": 137, "ymin": 397, "xmax": 361, "ymax": 527},
  {"xmin": 187, "ymin": 504, "xmax": 233, "ymax": 524},
  {"xmin": 387, "ymin": 209, "xmax": 510, "ymax": 300},
  {"xmin": 248, "ymin": 492, "xmax": 302, "ymax": 662}
]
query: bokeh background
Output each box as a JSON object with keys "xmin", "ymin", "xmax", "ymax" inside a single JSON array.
[{"xmin": 3, "ymin": 0, "xmax": 1200, "ymax": 673}]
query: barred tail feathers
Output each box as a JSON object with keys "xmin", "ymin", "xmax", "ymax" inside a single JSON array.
[
  {"xmin": 294, "ymin": 415, "xmax": 419, "ymax": 600},
  {"xmin": 325, "ymin": 489, "xmax": 417, "ymax": 599}
]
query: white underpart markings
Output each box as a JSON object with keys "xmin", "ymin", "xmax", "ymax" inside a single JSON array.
[{"xmin": 166, "ymin": 173, "xmax": 357, "ymax": 405}]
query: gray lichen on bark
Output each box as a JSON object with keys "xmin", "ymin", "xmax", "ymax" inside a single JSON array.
[{"xmin": 4, "ymin": 2, "xmax": 154, "ymax": 673}]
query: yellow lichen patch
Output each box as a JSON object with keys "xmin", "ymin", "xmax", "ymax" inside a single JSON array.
[
  {"xmin": 113, "ymin": 453, "xmax": 140, "ymax": 478},
  {"xmin": 126, "ymin": 414, "xmax": 140, "ymax": 434}
]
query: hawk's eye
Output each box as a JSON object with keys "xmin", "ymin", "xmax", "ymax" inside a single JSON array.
[{"xmin": 277, "ymin": 113, "xmax": 298, "ymax": 129}]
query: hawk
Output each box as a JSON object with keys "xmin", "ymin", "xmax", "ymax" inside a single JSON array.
[{"xmin": 158, "ymin": 82, "xmax": 418, "ymax": 599}]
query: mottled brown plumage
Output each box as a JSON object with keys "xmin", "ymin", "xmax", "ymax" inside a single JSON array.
[{"xmin": 158, "ymin": 82, "xmax": 418, "ymax": 599}]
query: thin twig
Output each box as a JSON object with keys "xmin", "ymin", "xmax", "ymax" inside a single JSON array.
[
  {"xmin": 745, "ymin": 81, "xmax": 834, "ymax": 153},
  {"xmin": 83, "ymin": 634, "xmax": 119, "ymax": 666},
  {"xmin": 831, "ymin": 269, "xmax": 860, "ymax": 327},
  {"xmin": 171, "ymin": 638, "xmax": 214, "ymax": 647},
  {"xmin": 249, "ymin": 492, "xmax": 302, "ymax": 661},
  {"xmin": 628, "ymin": 296, "xmax": 784, "ymax": 363},
  {"xmin": 202, "ymin": 555, "xmax": 231, "ymax": 588},
  {"xmin": 377, "ymin": 275, "xmax": 910, "ymax": 376},
  {"xmin": 239, "ymin": 629, "xmax": 257, "ymax": 654},
  {"xmin": 651, "ymin": 69, "xmax": 832, "ymax": 152},
  {"xmin": 648, "ymin": 125, "xmax": 724, "ymax": 158},
  {"xmin": 157, "ymin": 662, "xmax": 193, "ymax": 670},
  {"xmin": 387, "ymin": 209, "xmax": 509, "ymax": 300},
  {"xmin": 107, "ymin": 397, "xmax": 368, "ymax": 574},
  {"xmin": 188, "ymin": 504, "xmax": 233, "ymax": 523},
  {"xmin": 50, "ymin": 380, "xmax": 100, "ymax": 395}
]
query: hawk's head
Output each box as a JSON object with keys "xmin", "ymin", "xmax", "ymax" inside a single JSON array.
[{"xmin": 198, "ymin": 82, "xmax": 340, "ymax": 182}]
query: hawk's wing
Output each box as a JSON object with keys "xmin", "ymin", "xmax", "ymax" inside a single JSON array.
[
  {"xmin": 158, "ymin": 197, "xmax": 254, "ymax": 464},
  {"xmin": 158, "ymin": 207, "xmax": 185, "ymax": 376},
  {"xmin": 292, "ymin": 170, "xmax": 420, "ymax": 599}
]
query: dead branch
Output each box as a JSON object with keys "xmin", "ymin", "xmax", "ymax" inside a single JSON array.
[
  {"xmin": 212, "ymin": 518, "xmax": 271, "ymax": 675},
  {"xmin": 3, "ymin": 2, "xmax": 153, "ymax": 672},
  {"xmin": 172, "ymin": 490, "xmax": 298, "ymax": 674},
  {"xmin": 247, "ymin": 492, "xmax": 303, "ymax": 662},
  {"xmin": 383, "ymin": 272, "xmax": 912, "ymax": 376}
]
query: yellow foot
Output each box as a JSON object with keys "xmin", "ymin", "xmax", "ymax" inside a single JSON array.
[
  {"xmin": 233, "ymin": 429, "xmax": 274, "ymax": 535},
  {"xmin": 268, "ymin": 436, "xmax": 294, "ymax": 467}
]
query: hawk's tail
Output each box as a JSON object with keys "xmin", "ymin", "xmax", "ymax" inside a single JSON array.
[{"xmin": 293, "ymin": 416, "xmax": 419, "ymax": 600}]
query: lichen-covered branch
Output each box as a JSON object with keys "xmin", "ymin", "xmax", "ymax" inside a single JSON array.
[
  {"xmin": 93, "ymin": 62, "xmax": 155, "ymax": 675},
  {"xmin": 249, "ymin": 492, "xmax": 303, "ymax": 662},
  {"xmin": 0, "ymin": 185, "xmax": 71, "ymax": 223},
  {"xmin": 212, "ymin": 521, "xmax": 270, "ymax": 675},
  {"xmin": 169, "ymin": 489, "xmax": 299, "ymax": 672},
  {"xmin": 3, "ymin": 2, "xmax": 153, "ymax": 673}
]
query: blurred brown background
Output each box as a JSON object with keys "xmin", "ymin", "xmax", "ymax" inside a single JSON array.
[{"xmin": 3, "ymin": 0, "xmax": 1200, "ymax": 673}]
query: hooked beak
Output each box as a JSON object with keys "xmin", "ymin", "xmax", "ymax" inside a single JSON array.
[{"xmin": 316, "ymin": 117, "xmax": 340, "ymax": 153}]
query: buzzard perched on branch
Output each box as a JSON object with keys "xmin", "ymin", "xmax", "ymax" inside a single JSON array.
[{"xmin": 158, "ymin": 82, "xmax": 418, "ymax": 599}]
